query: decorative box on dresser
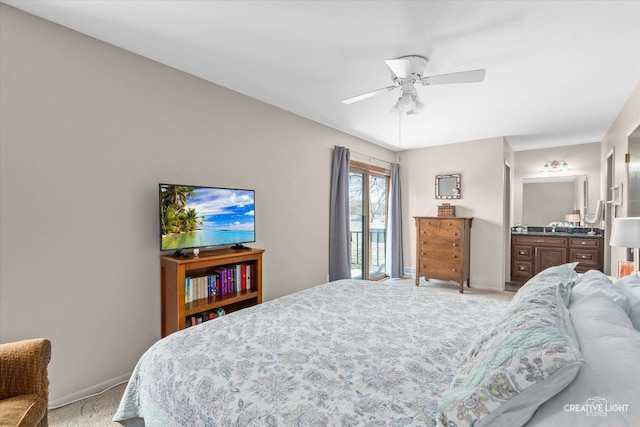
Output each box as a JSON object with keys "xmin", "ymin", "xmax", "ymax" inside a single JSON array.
[{"xmin": 415, "ymin": 217, "xmax": 473, "ymax": 293}]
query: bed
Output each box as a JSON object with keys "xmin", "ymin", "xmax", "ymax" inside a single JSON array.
[
  {"xmin": 113, "ymin": 279, "xmax": 507, "ymax": 426},
  {"xmin": 114, "ymin": 269, "xmax": 640, "ymax": 426}
]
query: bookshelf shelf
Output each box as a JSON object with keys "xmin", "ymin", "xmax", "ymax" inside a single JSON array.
[
  {"xmin": 185, "ymin": 289, "xmax": 260, "ymax": 315},
  {"xmin": 160, "ymin": 248, "xmax": 264, "ymax": 337}
]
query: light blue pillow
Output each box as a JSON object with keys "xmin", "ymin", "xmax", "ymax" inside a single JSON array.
[
  {"xmin": 612, "ymin": 273, "xmax": 640, "ymax": 330},
  {"xmin": 525, "ymin": 292, "xmax": 640, "ymax": 426},
  {"xmin": 571, "ymin": 269, "xmax": 629, "ymax": 313}
]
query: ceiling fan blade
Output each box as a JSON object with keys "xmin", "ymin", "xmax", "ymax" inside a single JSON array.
[
  {"xmin": 342, "ymin": 86, "xmax": 396, "ymax": 104},
  {"xmin": 385, "ymin": 59, "xmax": 412, "ymax": 79},
  {"xmin": 421, "ymin": 69, "xmax": 485, "ymax": 85}
]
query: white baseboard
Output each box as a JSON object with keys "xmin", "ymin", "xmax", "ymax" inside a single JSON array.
[
  {"xmin": 403, "ymin": 266, "xmax": 416, "ymax": 276},
  {"xmin": 468, "ymin": 284, "xmax": 504, "ymax": 292},
  {"xmin": 49, "ymin": 372, "xmax": 131, "ymax": 409}
]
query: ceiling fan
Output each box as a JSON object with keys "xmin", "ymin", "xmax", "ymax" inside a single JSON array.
[{"xmin": 342, "ymin": 55, "xmax": 485, "ymax": 115}]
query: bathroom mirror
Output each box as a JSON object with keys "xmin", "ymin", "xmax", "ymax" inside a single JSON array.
[
  {"xmin": 521, "ymin": 175, "xmax": 589, "ymax": 225},
  {"xmin": 436, "ymin": 173, "xmax": 461, "ymax": 199}
]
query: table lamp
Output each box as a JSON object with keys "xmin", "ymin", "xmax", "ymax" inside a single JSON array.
[
  {"xmin": 610, "ymin": 217, "xmax": 640, "ymax": 276},
  {"xmin": 565, "ymin": 214, "xmax": 581, "ymax": 227}
]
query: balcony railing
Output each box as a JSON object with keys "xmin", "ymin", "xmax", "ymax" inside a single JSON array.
[{"xmin": 350, "ymin": 228, "xmax": 385, "ymax": 278}]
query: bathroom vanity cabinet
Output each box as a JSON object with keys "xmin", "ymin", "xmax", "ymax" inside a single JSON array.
[{"xmin": 510, "ymin": 231, "xmax": 603, "ymax": 284}]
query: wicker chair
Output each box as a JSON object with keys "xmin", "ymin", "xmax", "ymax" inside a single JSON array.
[{"xmin": 0, "ymin": 339, "xmax": 51, "ymax": 427}]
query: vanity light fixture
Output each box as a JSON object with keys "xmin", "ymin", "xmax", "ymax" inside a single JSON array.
[{"xmin": 543, "ymin": 160, "xmax": 569, "ymax": 172}]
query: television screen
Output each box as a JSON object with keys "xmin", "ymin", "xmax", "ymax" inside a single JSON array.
[{"xmin": 160, "ymin": 184, "xmax": 255, "ymax": 251}]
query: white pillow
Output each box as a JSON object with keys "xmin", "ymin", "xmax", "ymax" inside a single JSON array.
[
  {"xmin": 525, "ymin": 294, "xmax": 640, "ymax": 427},
  {"xmin": 612, "ymin": 273, "xmax": 640, "ymax": 330},
  {"xmin": 570, "ymin": 270, "xmax": 630, "ymax": 314}
]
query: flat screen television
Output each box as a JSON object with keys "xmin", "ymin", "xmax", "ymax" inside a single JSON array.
[{"xmin": 159, "ymin": 184, "xmax": 255, "ymax": 252}]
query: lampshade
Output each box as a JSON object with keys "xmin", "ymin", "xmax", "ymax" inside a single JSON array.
[
  {"xmin": 397, "ymin": 93, "xmax": 414, "ymax": 112},
  {"xmin": 410, "ymin": 97, "xmax": 426, "ymax": 115},
  {"xmin": 565, "ymin": 214, "xmax": 581, "ymax": 223},
  {"xmin": 610, "ymin": 217, "xmax": 640, "ymax": 276},
  {"xmin": 610, "ymin": 217, "xmax": 640, "ymax": 248},
  {"xmin": 394, "ymin": 94, "xmax": 425, "ymax": 115}
]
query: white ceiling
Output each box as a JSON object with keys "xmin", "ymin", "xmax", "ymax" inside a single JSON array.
[{"xmin": 4, "ymin": 1, "xmax": 639, "ymax": 152}]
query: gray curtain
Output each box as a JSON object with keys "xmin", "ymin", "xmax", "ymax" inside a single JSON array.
[
  {"xmin": 329, "ymin": 146, "xmax": 352, "ymax": 281},
  {"xmin": 386, "ymin": 163, "xmax": 404, "ymax": 278}
]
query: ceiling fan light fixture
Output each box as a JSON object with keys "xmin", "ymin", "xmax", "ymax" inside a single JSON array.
[
  {"xmin": 342, "ymin": 55, "xmax": 485, "ymax": 119},
  {"xmin": 398, "ymin": 93, "xmax": 414, "ymax": 112},
  {"xmin": 413, "ymin": 97, "xmax": 426, "ymax": 115},
  {"xmin": 397, "ymin": 95, "xmax": 425, "ymax": 116}
]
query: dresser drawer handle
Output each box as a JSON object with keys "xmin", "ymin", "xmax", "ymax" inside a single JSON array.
[
  {"xmin": 534, "ymin": 239, "xmax": 544, "ymax": 243},
  {"xmin": 452, "ymin": 243, "xmax": 458, "ymax": 247},
  {"xmin": 452, "ymin": 268, "xmax": 457, "ymax": 272},
  {"xmin": 452, "ymin": 255, "xmax": 458, "ymax": 259},
  {"xmin": 519, "ymin": 250, "xmax": 526, "ymax": 255},
  {"xmin": 519, "ymin": 266, "xmax": 526, "ymax": 271},
  {"xmin": 581, "ymin": 241, "xmax": 586, "ymax": 245},
  {"xmin": 581, "ymin": 255, "xmax": 588, "ymax": 259}
]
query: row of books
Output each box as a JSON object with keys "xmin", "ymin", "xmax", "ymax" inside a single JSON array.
[
  {"xmin": 185, "ymin": 263, "xmax": 252, "ymax": 303},
  {"xmin": 185, "ymin": 308, "xmax": 225, "ymax": 328}
]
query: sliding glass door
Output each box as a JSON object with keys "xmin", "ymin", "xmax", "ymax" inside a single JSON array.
[{"xmin": 349, "ymin": 162, "xmax": 389, "ymax": 280}]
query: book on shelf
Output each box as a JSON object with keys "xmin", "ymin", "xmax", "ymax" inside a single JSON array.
[
  {"xmin": 185, "ymin": 273, "xmax": 219, "ymax": 303},
  {"xmin": 185, "ymin": 307, "xmax": 226, "ymax": 328},
  {"xmin": 241, "ymin": 263, "xmax": 247, "ymax": 291},
  {"xmin": 185, "ymin": 263, "xmax": 254, "ymax": 303}
]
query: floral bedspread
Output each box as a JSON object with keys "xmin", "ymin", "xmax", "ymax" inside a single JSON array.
[{"xmin": 113, "ymin": 279, "xmax": 507, "ymax": 426}]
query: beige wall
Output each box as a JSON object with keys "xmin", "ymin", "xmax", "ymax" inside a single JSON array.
[
  {"xmin": 0, "ymin": 5, "xmax": 396, "ymax": 406},
  {"xmin": 401, "ymin": 137, "xmax": 508, "ymax": 291},
  {"xmin": 601, "ymin": 82, "xmax": 640, "ymax": 274}
]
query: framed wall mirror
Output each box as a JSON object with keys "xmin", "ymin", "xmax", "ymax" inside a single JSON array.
[{"xmin": 436, "ymin": 173, "xmax": 461, "ymax": 199}]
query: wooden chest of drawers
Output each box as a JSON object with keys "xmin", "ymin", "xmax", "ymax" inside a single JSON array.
[{"xmin": 415, "ymin": 217, "xmax": 473, "ymax": 293}]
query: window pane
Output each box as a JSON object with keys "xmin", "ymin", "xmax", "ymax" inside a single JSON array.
[
  {"xmin": 369, "ymin": 175, "xmax": 387, "ymax": 279},
  {"xmin": 349, "ymin": 171, "xmax": 364, "ymax": 279}
]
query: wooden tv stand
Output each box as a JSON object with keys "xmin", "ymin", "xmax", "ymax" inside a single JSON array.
[{"xmin": 160, "ymin": 248, "xmax": 264, "ymax": 337}]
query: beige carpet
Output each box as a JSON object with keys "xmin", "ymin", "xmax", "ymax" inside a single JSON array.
[
  {"xmin": 393, "ymin": 277, "xmax": 515, "ymax": 302},
  {"xmin": 49, "ymin": 383, "xmax": 126, "ymax": 426},
  {"xmin": 48, "ymin": 279, "xmax": 513, "ymax": 425}
]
